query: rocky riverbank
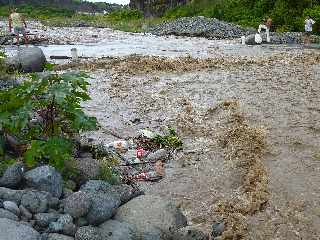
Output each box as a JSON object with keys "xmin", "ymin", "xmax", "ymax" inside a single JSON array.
[{"xmin": 0, "ymin": 163, "xmax": 205, "ymax": 240}]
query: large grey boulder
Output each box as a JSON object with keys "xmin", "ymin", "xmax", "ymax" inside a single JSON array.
[
  {"xmin": 0, "ymin": 208, "xmax": 19, "ymax": 221},
  {"xmin": 171, "ymin": 226, "xmax": 209, "ymax": 240},
  {"xmin": 74, "ymin": 157, "xmax": 101, "ymax": 180},
  {"xmin": 21, "ymin": 190, "xmax": 51, "ymax": 214},
  {"xmin": 3, "ymin": 201, "xmax": 20, "ymax": 216},
  {"xmin": 5, "ymin": 47, "xmax": 46, "ymax": 73},
  {"xmin": 75, "ymin": 226, "xmax": 101, "ymax": 240},
  {"xmin": 0, "ymin": 218, "xmax": 40, "ymax": 240},
  {"xmin": 80, "ymin": 180, "xmax": 139, "ymax": 205},
  {"xmin": 98, "ymin": 220, "xmax": 137, "ymax": 240},
  {"xmin": 64, "ymin": 191, "xmax": 91, "ymax": 218},
  {"xmin": 79, "ymin": 180, "xmax": 121, "ymax": 226},
  {"xmin": 48, "ymin": 214, "xmax": 76, "ymax": 236},
  {"xmin": 0, "ymin": 187, "xmax": 25, "ymax": 204},
  {"xmin": 35, "ymin": 212, "xmax": 61, "ymax": 228},
  {"xmin": 19, "ymin": 205, "xmax": 33, "ymax": 220},
  {"xmin": 85, "ymin": 192, "xmax": 121, "ymax": 226},
  {"xmin": 79, "ymin": 180, "xmax": 111, "ymax": 193},
  {"xmin": 114, "ymin": 195, "xmax": 187, "ymax": 238},
  {"xmin": 47, "ymin": 233, "xmax": 74, "ymax": 240},
  {"xmin": 24, "ymin": 165, "xmax": 63, "ymax": 198},
  {"xmin": 0, "ymin": 163, "xmax": 25, "ymax": 188}
]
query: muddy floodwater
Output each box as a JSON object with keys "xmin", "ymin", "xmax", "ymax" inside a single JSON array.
[{"xmin": 5, "ymin": 25, "xmax": 320, "ymax": 239}]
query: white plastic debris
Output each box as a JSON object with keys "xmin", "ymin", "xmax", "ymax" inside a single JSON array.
[{"xmin": 139, "ymin": 129, "xmax": 157, "ymax": 139}]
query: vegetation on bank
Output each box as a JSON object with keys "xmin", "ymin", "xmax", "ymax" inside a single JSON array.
[
  {"xmin": 1, "ymin": 1, "xmax": 319, "ymax": 34},
  {"xmin": 0, "ymin": 52, "xmax": 100, "ymax": 181},
  {"xmin": 0, "ymin": 4, "xmax": 151, "ymax": 33},
  {"xmin": 0, "ymin": 4, "xmax": 74, "ymax": 19},
  {"xmin": 41, "ymin": 9, "xmax": 153, "ymax": 33},
  {"xmin": 164, "ymin": 0, "xmax": 320, "ymax": 33}
]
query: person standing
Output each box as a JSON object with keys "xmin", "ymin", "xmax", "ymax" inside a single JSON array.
[
  {"xmin": 258, "ymin": 17, "xmax": 272, "ymax": 43},
  {"xmin": 9, "ymin": 8, "xmax": 29, "ymax": 45},
  {"xmin": 304, "ymin": 15, "xmax": 315, "ymax": 44}
]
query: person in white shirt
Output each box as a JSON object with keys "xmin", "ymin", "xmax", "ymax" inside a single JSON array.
[
  {"xmin": 258, "ymin": 18, "xmax": 272, "ymax": 43},
  {"xmin": 304, "ymin": 15, "xmax": 315, "ymax": 44}
]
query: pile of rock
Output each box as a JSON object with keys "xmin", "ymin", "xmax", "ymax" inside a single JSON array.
[
  {"xmin": 244, "ymin": 32, "xmax": 305, "ymax": 45},
  {"xmin": 150, "ymin": 16, "xmax": 254, "ymax": 39},
  {"xmin": 0, "ymin": 163, "xmax": 198, "ymax": 240}
]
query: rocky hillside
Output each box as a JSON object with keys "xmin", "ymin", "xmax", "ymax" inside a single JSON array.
[{"xmin": 129, "ymin": 0, "xmax": 187, "ymax": 17}]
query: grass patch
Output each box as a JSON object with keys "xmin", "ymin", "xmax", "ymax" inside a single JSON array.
[
  {"xmin": 98, "ymin": 156, "xmax": 120, "ymax": 185},
  {"xmin": 41, "ymin": 13, "xmax": 162, "ymax": 33}
]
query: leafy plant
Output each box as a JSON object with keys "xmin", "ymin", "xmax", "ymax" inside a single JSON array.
[
  {"xmin": 24, "ymin": 137, "xmax": 73, "ymax": 170},
  {"xmin": 0, "ymin": 50, "xmax": 8, "ymax": 77},
  {"xmin": 0, "ymin": 71, "xmax": 97, "ymax": 170},
  {"xmin": 154, "ymin": 127, "xmax": 183, "ymax": 149},
  {"xmin": 98, "ymin": 156, "xmax": 120, "ymax": 184},
  {"xmin": 0, "ymin": 158, "xmax": 16, "ymax": 176}
]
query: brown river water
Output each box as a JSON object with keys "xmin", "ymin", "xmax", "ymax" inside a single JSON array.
[{"xmin": 3, "ymin": 24, "xmax": 320, "ymax": 239}]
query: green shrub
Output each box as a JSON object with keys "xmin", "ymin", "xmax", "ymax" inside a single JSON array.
[
  {"xmin": 0, "ymin": 72, "xmax": 97, "ymax": 170},
  {"xmin": 0, "ymin": 4, "xmax": 74, "ymax": 18},
  {"xmin": 163, "ymin": 0, "xmax": 320, "ymax": 33},
  {"xmin": 98, "ymin": 157, "xmax": 120, "ymax": 184},
  {"xmin": 107, "ymin": 9, "xmax": 143, "ymax": 21},
  {"xmin": 0, "ymin": 50, "xmax": 7, "ymax": 76},
  {"xmin": 154, "ymin": 127, "xmax": 183, "ymax": 149}
]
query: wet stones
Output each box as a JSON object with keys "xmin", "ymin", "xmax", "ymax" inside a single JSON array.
[
  {"xmin": 98, "ymin": 220, "xmax": 137, "ymax": 240},
  {"xmin": 0, "ymin": 163, "xmax": 25, "ymax": 189},
  {"xmin": 0, "ymin": 208, "xmax": 19, "ymax": 221},
  {"xmin": 21, "ymin": 190, "xmax": 51, "ymax": 214},
  {"xmin": 35, "ymin": 213, "xmax": 61, "ymax": 228},
  {"xmin": 19, "ymin": 205, "xmax": 33, "ymax": 220},
  {"xmin": 5, "ymin": 47, "xmax": 46, "ymax": 73},
  {"xmin": 3, "ymin": 201, "xmax": 20, "ymax": 216},
  {"xmin": 64, "ymin": 192, "xmax": 91, "ymax": 219},
  {"xmin": 150, "ymin": 16, "xmax": 254, "ymax": 39},
  {"xmin": 0, "ymin": 162, "xmax": 192, "ymax": 240},
  {"xmin": 114, "ymin": 195, "xmax": 187, "ymax": 237},
  {"xmin": 75, "ymin": 226, "xmax": 101, "ymax": 240},
  {"xmin": 24, "ymin": 165, "xmax": 63, "ymax": 198},
  {"xmin": 0, "ymin": 218, "xmax": 40, "ymax": 240},
  {"xmin": 0, "ymin": 187, "xmax": 25, "ymax": 204}
]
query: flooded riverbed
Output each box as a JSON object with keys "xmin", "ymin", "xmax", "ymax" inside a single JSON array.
[
  {"xmin": 3, "ymin": 23, "xmax": 320, "ymax": 239},
  {"xmin": 3, "ymin": 25, "xmax": 314, "ymax": 60}
]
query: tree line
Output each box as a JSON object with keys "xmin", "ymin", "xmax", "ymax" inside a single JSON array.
[{"xmin": 164, "ymin": 0, "xmax": 320, "ymax": 32}]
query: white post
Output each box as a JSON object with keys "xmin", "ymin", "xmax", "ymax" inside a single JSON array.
[
  {"xmin": 241, "ymin": 36, "xmax": 246, "ymax": 45},
  {"xmin": 71, "ymin": 48, "xmax": 78, "ymax": 60}
]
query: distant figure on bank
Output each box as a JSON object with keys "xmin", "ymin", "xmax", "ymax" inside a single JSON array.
[
  {"xmin": 304, "ymin": 15, "xmax": 315, "ymax": 44},
  {"xmin": 9, "ymin": 8, "xmax": 29, "ymax": 45},
  {"xmin": 258, "ymin": 17, "xmax": 272, "ymax": 43}
]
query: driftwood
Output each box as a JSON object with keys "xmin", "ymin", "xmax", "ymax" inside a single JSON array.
[{"xmin": 50, "ymin": 56, "xmax": 90, "ymax": 60}]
